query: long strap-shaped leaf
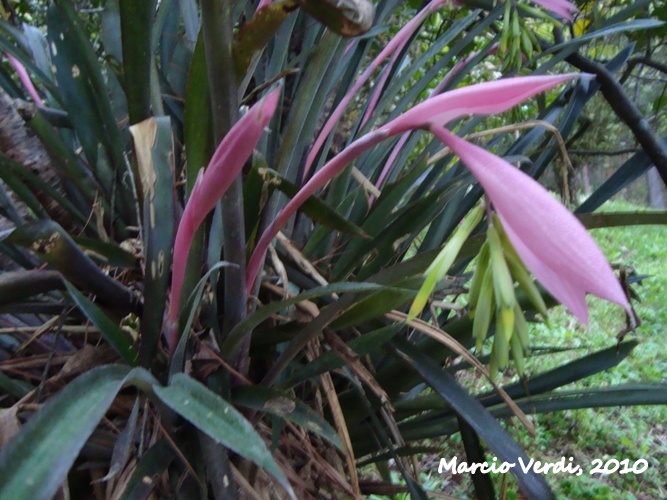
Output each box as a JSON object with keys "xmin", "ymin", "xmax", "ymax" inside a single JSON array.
[
  {"xmin": 389, "ymin": 338, "xmax": 554, "ymax": 500},
  {"xmin": 153, "ymin": 374, "xmax": 296, "ymax": 498},
  {"xmin": 0, "ymin": 365, "xmax": 155, "ymax": 499},
  {"xmin": 64, "ymin": 281, "xmax": 138, "ymax": 365}
]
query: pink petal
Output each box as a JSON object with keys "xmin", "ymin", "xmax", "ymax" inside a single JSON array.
[
  {"xmin": 530, "ymin": 0, "xmax": 579, "ymax": 21},
  {"xmin": 430, "ymin": 126, "xmax": 630, "ymax": 324},
  {"xmin": 381, "ymin": 74, "xmax": 580, "ymax": 134},
  {"xmin": 372, "ymin": 43, "xmax": 500, "ymax": 199},
  {"xmin": 166, "ymin": 87, "xmax": 280, "ymax": 350}
]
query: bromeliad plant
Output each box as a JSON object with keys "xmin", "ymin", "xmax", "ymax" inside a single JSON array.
[{"xmin": 0, "ymin": 0, "xmax": 662, "ymax": 498}]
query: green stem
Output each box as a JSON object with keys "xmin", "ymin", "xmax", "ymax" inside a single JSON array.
[
  {"xmin": 199, "ymin": 1, "xmax": 244, "ymax": 496},
  {"xmin": 201, "ymin": 0, "xmax": 248, "ymax": 364}
]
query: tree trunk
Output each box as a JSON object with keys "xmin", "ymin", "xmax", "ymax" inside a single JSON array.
[{"xmin": 0, "ymin": 87, "xmax": 74, "ymax": 231}]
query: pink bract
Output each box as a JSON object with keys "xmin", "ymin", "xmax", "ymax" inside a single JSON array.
[
  {"xmin": 166, "ymin": 87, "xmax": 281, "ymax": 351},
  {"xmin": 247, "ymin": 74, "xmax": 580, "ymax": 290},
  {"xmin": 429, "ymin": 126, "xmax": 631, "ymax": 325},
  {"xmin": 246, "ymin": 73, "xmax": 631, "ymax": 326}
]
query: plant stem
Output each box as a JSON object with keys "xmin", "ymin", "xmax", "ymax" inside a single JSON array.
[
  {"xmin": 201, "ymin": 0, "xmax": 249, "ymax": 365},
  {"xmin": 199, "ymin": 1, "xmax": 244, "ymax": 496}
]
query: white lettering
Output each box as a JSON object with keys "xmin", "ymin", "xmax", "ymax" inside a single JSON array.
[
  {"xmin": 438, "ymin": 457, "xmax": 458, "ymax": 474},
  {"xmin": 498, "ymin": 462, "xmax": 514, "ymax": 473},
  {"xmin": 518, "ymin": 457, "xmax": 534, "ymax": 474}
]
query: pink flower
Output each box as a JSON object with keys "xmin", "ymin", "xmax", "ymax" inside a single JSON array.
[
  {"xmin": 249, "ymin": 75, "xmax": 576, "ymax": 286},
  {"xmin": 429, "ymin": 126, "xmax": 630, "ymax": 324},
  {"xmin": 166, "ymin": 87, "xmax": 281, "ymax": 351},
  {"xmin": 379, "ymin": 74, "xmax": 577, "ymax": 134},
  {"xmin": 246, "ymin": 73, "xmax": 632, "ymax": 325}
]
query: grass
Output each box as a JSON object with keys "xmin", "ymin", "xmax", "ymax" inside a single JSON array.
[{"xmin": 369, "ymin": 200, "xmax": 667, "ymax": 498}]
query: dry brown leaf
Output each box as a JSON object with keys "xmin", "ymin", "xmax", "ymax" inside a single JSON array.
[
  {"xmin": 311, "ymin": 337, "xmax": 360, "ymax": 498},
  {"xmin": 275, "ymin": 232, "xmax": 334, "ymax": 294}
]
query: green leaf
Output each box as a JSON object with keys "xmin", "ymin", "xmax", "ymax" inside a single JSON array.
[
  {"xmin": 0, "ymin": 26, "xmax": 59, "ymax": 99},
  {"xmin": 0, "ymin": 154, "xmax": 49, "ymax": 219},
  {"xmin": 457, "ymin": 416, "xmax": 495, "ymax": 500},
  {"xmin": 22, "ymin": 104, "xmax": 106, "ymax": 200},
  {"xmin": 178, "ymin": 0, "xmax": 200, "ymax": 50},
  {"xmin": 329, "ymin": 279, "xmax": 420, "ymax": 329},
  {"xmin": 395, "ymin": 341, "xmax": 639, "ymax": 433},
  {"xmin": 119, "ymin": 440, "xmax": 175, "ymax": 500},
  {"xmin": 500, "ymin": 384, "xmax": 667, "ymax": 415},
  {"xmin": 284, "ymin": 323, "xmax": 403, "ymax": 387},
  {"xmin": 576, "ymin": 150, "xmax": 654, "ymax": 214},
  {"xmin": 222, "ymin": 282, "xmax": 385, "ymax": 356},
  {"xmin": 47, "ymin": 0, "xmax": 135, "ymax": 226},
  {"xmin": 478, "ymin": 340, "xmax": 639, "ymax": 409},
  {"xmin": 72, "ymin": 237, "xmax": 139, "ymax": 268},
  {"xmin": 181, "ymin": 33, "xmax": 211, "ymax": 312},
  {"xmin": 120, "ymin": 0, "xmax": 157, "ymax": 124},
  {"xmin": 64, "ymin": 281, "xmax": 138, "ymax": 365},
  {"xmin": 233, "ymin": 385, "xmax": 343, "ymax": 451},
  {"xmin": 0, "ymin": 371, "xmax": 32, "ymax": 398},
  {"xmin": 169, "ymin": 261, "xmax": 233, "ymax": 376},
  {"xmin": 0, "ymin": 149, "xmax": 88, "ymax": 226},
  {"xmin": 0, "ymin": 270, "xmax": 63, "ymax": 306},
  {"xmin": 153, "ymin": 374, "xmax": 296, "ymax": 498},
  {"xmin": 0, "ymin": 365, "xmax": 142, "ymax": 499},
  {"xmin": 47, "ymin": 4, "xmax": 108, "ymax": 184}
]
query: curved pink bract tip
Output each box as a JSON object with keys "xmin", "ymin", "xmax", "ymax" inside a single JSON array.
[{"xmin": 6, "ymin": 52, "xmax": 44, "ymax": 106}]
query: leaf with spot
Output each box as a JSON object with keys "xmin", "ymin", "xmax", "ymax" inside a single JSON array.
[
  {"xmin": 47, "ymin": 0, "xmax": 135, "ymax": 225},
  {"xmin": 5, "ymin": 220, "xmax": 136, "ymax": 312},
  {"xmin": 0, "ymin": 365, "xmax": 157, "ymax": 500},
  {"xmin": 129, "ymin": 116, "xmax": 175, "ymax": 364}
]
